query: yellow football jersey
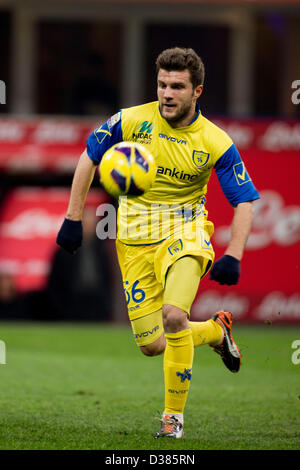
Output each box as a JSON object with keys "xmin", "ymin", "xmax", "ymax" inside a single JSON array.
[{"xmin": 86, "ymin": 101, "xmax": 260, "ymax": 245}]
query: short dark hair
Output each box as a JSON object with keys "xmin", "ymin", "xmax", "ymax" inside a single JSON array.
[{"xmin": 156, "ymin": 47, "xmax": 205, "ymax": 88}]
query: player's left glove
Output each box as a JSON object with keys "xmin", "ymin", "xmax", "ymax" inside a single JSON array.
[
  {"xmin": 56, "ymin": 218, "xmax": 83, "ymax": 255},
  {"xmin": 209, "ymin": 254, "xmax": 240, "ymax": 285}
]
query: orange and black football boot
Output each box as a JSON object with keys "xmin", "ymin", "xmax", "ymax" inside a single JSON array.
[{"xmin": 211, "ymin": 311, "xmax": 241, "ymax": 373}]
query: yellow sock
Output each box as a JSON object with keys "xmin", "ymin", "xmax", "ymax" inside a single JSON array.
[
  {"xmin": 163, "ymin": 328, "xmax": 194, "ymax": 415},
  {"xmin": 189, "ymin": 319, "xmax": 223, "ymax": 347}
]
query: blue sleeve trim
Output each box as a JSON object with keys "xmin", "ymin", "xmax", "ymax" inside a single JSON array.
[
  {"xmin": 86, "ymin": 111, "xmax": 123, "ymax": 165},
  {"xmin": 214, "ymin": 144, "xmax": 260, "ymax": 207}
]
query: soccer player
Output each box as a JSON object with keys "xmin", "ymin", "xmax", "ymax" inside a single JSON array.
[{"xmin": 57, "ymin": 47, "xmax": 260, "ymax": 439}]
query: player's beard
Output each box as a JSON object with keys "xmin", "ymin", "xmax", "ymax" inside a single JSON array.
[{"xmin": 162, "ymin": 99, "xmax": 196, "ymax": 126}]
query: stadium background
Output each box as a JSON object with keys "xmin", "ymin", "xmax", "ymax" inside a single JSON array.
[{"xmin": 0, "ymin": 0, "xmax": 299, "ymax": 326}]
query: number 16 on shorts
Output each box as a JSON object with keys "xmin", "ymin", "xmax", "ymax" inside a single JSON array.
[{"xmin": 124, "ymin": 280, "xmax": 146, "ymax": 311}]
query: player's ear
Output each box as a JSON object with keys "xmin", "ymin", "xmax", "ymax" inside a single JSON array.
[{"xmin": 194, "ymin": 84, "xmax": 203, "ymax": 99}]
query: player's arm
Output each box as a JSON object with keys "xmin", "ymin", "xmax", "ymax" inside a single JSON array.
[
  {"xmin": 209, "ymin": 144, "xmax": 260, "ymax": 285},
  {"xmin": 66, "ymin": 149, "xmax": 97, "ymax": 221},
  {"xmin": 225, "ymin": 201, "xmax": 254, "ymax": 261},
  {"xmin": 56, "ymin": 150, "xmax": 97, "ymax": 254},
  {"xmin": 57, "ymin": 111, "xmax": 123, "ymax": 254}
]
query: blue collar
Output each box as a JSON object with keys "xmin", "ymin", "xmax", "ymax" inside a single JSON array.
[{"xmin": 190, "ymin": 102, "xmax": 200, "ymax": 125}]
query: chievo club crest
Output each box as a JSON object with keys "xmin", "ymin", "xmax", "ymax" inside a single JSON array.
[{"xmin": 192, "ymin": 150, "xmax": 210, "ymax": 168}]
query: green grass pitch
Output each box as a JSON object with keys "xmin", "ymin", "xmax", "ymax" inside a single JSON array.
[{"xmin": 0, "ymin": 322, "xmax": 299, "ymax": 450}]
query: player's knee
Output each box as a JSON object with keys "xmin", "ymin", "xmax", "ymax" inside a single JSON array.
[
  {"xmin": 162, "ymin": 304, "xmax": 188, "ymax": 333},
  {"xmin": 140, "ymin": 344, "xmax": 160, "ymax": 357},
  {"xmin": 140, "ymin": 334, "xmax": 166, "ymax": 357}
]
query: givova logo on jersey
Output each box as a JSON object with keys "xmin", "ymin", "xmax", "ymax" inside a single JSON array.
[{"xmin": 132, "ymin": 121, "xmax": 153, "ymax": 143}]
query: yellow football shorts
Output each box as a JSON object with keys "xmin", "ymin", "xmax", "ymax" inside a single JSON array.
[{"xmin": 116, "ymin": 223, "xmax": 215, "ymax": 345}]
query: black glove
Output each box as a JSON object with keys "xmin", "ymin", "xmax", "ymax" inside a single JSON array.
[
  {"xmin": 56, "ymin": 218, "xmax": 83, "ymax": 254},
  {"xmin": 209, "ymin": 254, "xmax": 240, "ymax": 285}
]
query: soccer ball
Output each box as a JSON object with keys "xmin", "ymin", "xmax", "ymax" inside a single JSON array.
[{"xmin": 99, "ymin": 142, "xmax": 156, "ymax": 199}]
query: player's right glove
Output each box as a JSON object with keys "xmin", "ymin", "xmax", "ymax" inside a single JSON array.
[
  {"xmin": 209, "ymin": 254, "xmax": 240, "ymax": 285},
  {"xmin": 56, "ymin": 218, "xmax": 83, "ymax": 255}
]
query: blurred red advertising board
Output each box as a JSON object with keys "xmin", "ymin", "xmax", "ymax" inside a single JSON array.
[
  {"xmin": 0, "ymin": 116, "xmax": 300, "ymax": 323},
  {"xmin": 191, "ymin": 143, "xmax": 300, "ymax": 324},
  {"xmin": 0, "ymin": 117, "xmax": 300, "ymax": 173},
  {"xmin": 0, "ymin": 118, "xmax": 100, "ymax": 173},
  {"xmin": 0, "ymin": 187, "xmax": 109, "ymax": 292}
]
